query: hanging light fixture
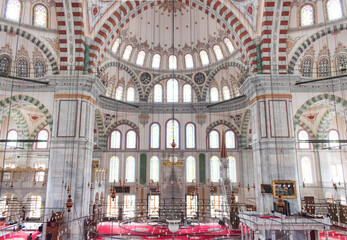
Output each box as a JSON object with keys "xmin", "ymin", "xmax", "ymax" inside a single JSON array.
[{"xmin": 66, "ymin": 186, "xmax": 73, "ymax": 213}]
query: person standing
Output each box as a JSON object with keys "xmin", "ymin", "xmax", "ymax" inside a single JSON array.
[{"xmin": 27, "ymin": 233, "xmax": 33, "ymax": 240}]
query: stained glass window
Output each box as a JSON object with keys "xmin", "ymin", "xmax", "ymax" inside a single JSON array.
[
  {"xmin": 126, "ymin": 130, "xmax": 136, "ymax": 149},
  {"xmin": 318, "ymin": 58, "xmax": 330, "ymax": 77},
  {"xmin": 186, "ymin": 156, "xmax": 196, "ymax": 182},
  {"xmin": 123, "ymin": 195, "xmax": 135, "ymax": 218},
  {"xmin": 136, "ymin": 50, "xmax": 146, "ymax": 66},
  {"xmin": 213, "ymin": 45, "xmax": 224, "ymax": 61},
  {"xmin": 126, "ymin": 87, "xmax": 135, "ymax": 102},
  {"xmin": 302, "ymin": 58, "xmax": 312, "ymax": 77},
  {"xmin": 122, "ymin": 45, "xmax": 133, "ymax": 61},
  {"xmin": 327, "ymin": 0, "xmax": 343, "ymax": 21},
  {"xmin": 183, "ymin": 84, "xmax": 192, "ymax": 103},
  {"xmin": 222, "ymin": 86, "xmax": 231, "ymax": 100},
  {"xmin": 34, "ymin": 60, "xmax": 45, "ymax": 78},
  {"xmin": 301, "ymin": 157, "xmax": 313, "ymax": 183},
  {"xmin": 228, "ymin": 156, "xmax": 237, "ymax": 182},
  {"xmin": 185, "ymin": 54, "xmax": 194, "ymax": 69},
  {"xmin": 328, "ymin": 130, "xmax": 340, "ymax": 148},
  {"xmin": 110, "ymin": 130, "xmax": 121, "ymax": 149},
  {"xmin": 210, "ymin": 156, "xmax": 220, "ymax": 182},
  {"xmin": 224, "ymin": 38, "xmax": 234, "ymax": 53},
  {"xmin": 185, "ymin": 123, "xmax": 195, "ymax": 149},
  {"xmin": 125, "ymin": 156, "xmax": 135, "ymax": 182},
  {"xmin": 6, "ymin": 130, "xmax": 17, "ymax": 149},
  {"xmin": 169, "ymin": 55, "xmax": 177, "ymax": 70},
  {"xmin": 298, "ymin": 130, "xmax": 310, "ymax": 149},
  {"xmin": 210, "ymin": 195, "xmax": 223, "ymax": 217},
  {"xmin": 200, "ymin": 50, "xmax": 209, "ymax": 66},
  {"xmin": 209, "ymin": 130, "xmax": 219, "ymax": 149},
  {"xmin": 0, "ymin": 55, "xmax": 11, "ymax": 76},
  {"xmin": 166, "ymin": 119, "xmax": 179, "ymax": 148},
  {"xmin": 150, "ymin": 123, "xmax": 160, "ymax": 149},
  {"xmin": 29, "ymin": 195, "xmax": 41, "ymax": 218},
  {"xmin": 107, "ymin": 195, "xmax": 118, "ymax": 217},
  {"xmin": 152, "ymin": 54, "xmax": 161, "ymax": 69},
  {"xmin": 148, "ymin": 195, "xmax": 159, "ymax": 217},
  {"xmin": 109, "ymin": 156, "xmax": 120, "ymax": 182},
  {"xmin": 5, "ymin": 0, "xmax": 21, "ymax": 22},
  {"xmin": 301, "ymin": 4, "xmax": 314, "ymax": 26},
  {"xmin": 210, "ymin": 87, "xmax": 219, "ymax": 102},
  {"xmin": 115, "ymin": 86, "xmax": 123, "ymax": 100},
  {"xmin": 186, "ymin": 195, "xmax": 198, "ymax": 218},
  {"xmin": 337, "ymin": 54, "xmax": 347, "ymax": 74},
  {"xmin": 150, "ymin": 156, "xmax": 160, "ymax": 182},
  {"xmin": 17, "ymin": 58, "xmax": 29, "ymax": 77},
  {"xmin": 226, "ymin": 130, "xmax": 236, "ymax": 149},
  {"xmin": 34, "ymin": 4, "xmax": 48, "ymax": 27},
  {"xmin": 153, "ymin": 84, "xmax": 163, "ymax": 102},
  {"xmin": 37, "ymin": 129, "xmax": 48, "ymax": 149},
  {"xmin": 167, "ymin": 79, "xmax": 178, "ymax": 102},
  {"xmin": 112, "ymin": 38, "xmax": 121, "ymax": 54}
]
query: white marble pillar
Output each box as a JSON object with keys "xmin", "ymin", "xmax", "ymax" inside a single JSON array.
[
  {"xmin": 271, "ymin": 231, "xmax": 276, "ymax": 240},
  {"xmin": 44, "ymin": 77, "xmax": 104, "ymax": 239},
  {"xmin": 240, "ymin": 75, "xmax": 301, "ymax": 213}
]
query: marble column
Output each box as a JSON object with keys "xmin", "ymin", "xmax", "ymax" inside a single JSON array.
[
  {"xmin": 240, "ymin": 75, "xmax": 301, "ymax": 213},
  {"xmin": 44, "ymin": 76, "xmax": 104, "ymax": 239}
]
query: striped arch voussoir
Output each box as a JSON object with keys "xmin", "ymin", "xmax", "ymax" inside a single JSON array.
[
  {"xmin": 206, "ymin": 120, "xmax": 240, "ymax": 137},
  {"xmin": 95, "ymin": 109, "xmax": 106, "ymax": 148},
  {"xmin": 239, "ymin": 109, "xmax": 251, "ymax": 149},
  {"xmin": 10, "ymin": 109, "xmax": 29, "ymax": 149},
  {"xmin": 316, "ymin": 109, "xmax": 335, "ymax": 149}
]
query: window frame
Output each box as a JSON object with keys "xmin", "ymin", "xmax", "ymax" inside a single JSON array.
[
  {"xmin": 136, "ymin": 50, "xmax": 146, "ymax": 66},
  {"xmin": 16, "ymin": 57, "xmax": 30, "ymax": 78},
  {"xmin": 186, "ymin": 156, "xmax": 196, "ymax": 183},
  {"xmin": 225, "ymin": 129, "xmax": 237, "ymax": 149},
  {"xmin": 111, "ymin": 38, "xmax": 122, "ymax": 54},
  {"xmin": 328, "ymin": 129, "xmax": 340, "ymax": 149},
  {"xmin": 149, "ymin": 156, "xmax": 160, "ymax": 183},
  {"xmin": 109, "ymin": 129, "xmax": 122, "ymax": 149},
  {"xmin": 299, "ymin": 3, "xmax": 315, "ymax": 27},
  {"xmin": 317, "ymin": 56, "xmax": 331, "ymax": 77},
  {"xmin": 185, "ymin": 53, "xmax": 194, "ymax": 69},
  {"xmin": 125, "ymin": 129, "xmax": 137, "ymax": 150},
  {"xmin": 199, "ymin": 50, "xmax": 210, "ymax": 67},
  {"xmin": 122, "ymin": 44, "xmax": 133, "ymax": 61},
  {"xmin": 0, "ymin": 54, "xmax": 12, "ymax": 76},
  {"xmin": 109, "ymin": 156, "xmax": 120, "ymax": 183},
  {"xmin": 326, "ymin": 0, "xmax": 343, "ymax": 21},
  {"xmin": 125, "ymin": 156, "xmax": 136, "ymax": 183},
  {"xmin": 185, "ymin": 194, "xmax": 198, "ymax": 219},
  {"xmin": 36, "ymin": 129, "xmax": 49, "ymax": 149},
  {"xmin": 6, "ymin": 129, "xmax": 18, "ymax": 149},
  {"xmin": 213, "ymin": 45, "xmax": 224, "ymax": 61},
  {"xmin": 147, "ymin": 194, "xmax": 160, "ymax": 218},
  {"xmin": 183, "ymin": 84, "xmax": 192, "ymax": 103},
  {"xmin": 152, "ymin": 54, "xmax": 161, "ymax": 69},
  {"xmin": 208, "ymin": 129, "xmax": 220, "ymax": 149},
  {"xmin": 165, "ymin": 118, "xmax": 180, "ymax": 150},
  {"xmin": 32, "ymin": 3, "xmax": 48, "ymax": 28},
  {"xmin": 126, "ymin": 87, "xmax": 135, "ymax": 102},
  {"xmin": 149, "ymin": 122, "xmax": 161, "ymax": 149},
  {"xmin": 153, "ymin": 84, "xmax": 163, "ymax": 103},
  {"xmin": 297, "ymin": 129, "xmax": 311, "ymax": 150},
  {"xmin": 185, "ymin": 122, "xmax": 196, "ymax": 149},
  {"xmin": 5, "ymin": 0, "xmax": 21, "ymax": 22}
]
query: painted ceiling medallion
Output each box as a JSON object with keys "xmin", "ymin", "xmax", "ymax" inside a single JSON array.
[
  {"xmin": 140, "ymin": 72, "xmax": 152, "ymax": 85},
  {"xmin": 194, "ymin": 72, "xmax": 206, "ymax": 85},
  {"xmin": 158, "ymin": 1, "xmax": 187, "ymax": 13}
]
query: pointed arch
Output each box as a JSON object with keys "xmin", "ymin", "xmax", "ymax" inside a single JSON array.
[
  {"xmin": 239, "ymin": 109, "xmax": 251, "ymax": 149},
  {"xmin": 206, "ymin": 120, "xmax": 240, "ymax": 141}
]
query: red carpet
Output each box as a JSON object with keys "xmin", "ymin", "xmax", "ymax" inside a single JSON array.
[
  {"xmin": 320, "ymin": 231, "xmax": 347, "ymax": 240},
  {"xmin": 0, "ymin": 231, "xmax": 40, "ymax": 240},
  {"xmin": 96, "ymin": 222, "xmax": 240, "ymax": 240}
]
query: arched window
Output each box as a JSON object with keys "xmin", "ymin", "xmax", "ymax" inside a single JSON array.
[
  {"xmin": 186, "ymin": 123, "xmax": 195, "ymax": 149},
  {"xmin": 183, "ymin": 84, "xmax": 192, "ymax": 103},
  {"xmin": 6, "ymin": 130, "xmax": 17, "ymax": 149},
  {"xmin": 300, "ymin": 4, "xmax": 314, "ymax": 26},
  {"xmin": 152, "ymin": 54, "xmax": 161, "ymax": 69},
  {"xmin": 153, "ymin": 84, "xmax": 163, "ymax": 102},
  {"xmin": 166, "ymin": 119, "xmax": 179, "ymax": 148},
  {"xmin": 122, "ymin": 45, "xmax": 133, "ymax": 60},
  {"xmin": 210, "ymin": 156, "xmax": 220, "ymax": 182},
  {"xmin": 228, "ymin": 156, "xmax": 237, "ymax": 182},
  {"xmin": 110, "ymin": 130, "xmax": 121, "ymax": 149},
  {"xmin": 327, "ymin": 0, "xmax": 343, "ymax": 21},
  {"xmin": 213, "ymin": 45, "xmax": 224, "ymax": 61},
  {"xmin": 210, "ymin": 87, "xmax": 219, "ymax": 102},
  {"xmin": 150, "ymin": 156, "xmax": 160, "ymax": 182},
  {"xmin": 209, "ymin": 130, "xmax": 219, "ymax": 149},
  {"xmin": 301, "ymin": 157, "xmax": 313, "ymax": 183},
  {"xmin": 109, "ymin": 156, "xmax": 120, "ymax": 182},
  {"xmin": 150, "ymin": 123, "xmax": 160, "ymax": 149},
  {"xmin": 136, "ymin": 50, "xmax": 146, "ymax": 66},
  {"xmin": 126, "ymin": 87, "xmax": 135, "ymax": 102},
  {"xmin": 224, "ymin": 38, "xmax": 234, "ymax": 53},
  {"xmin": 33, "ymin": 4, "xmax": 48, "ymax": 27},
  {"xmin": 331, "ymin": 164, "xmax": 343, "ymax": 183},
  {"xmin": 318, "ymin": 57, "xmax": 330, "ymax": 77},
  {"xmin": 17, "ymin": 58, "xmax": 29, "ymax": 77},
  {"xmin": 5, "ymin": 0, "xmax": 21, "ymax": 22},
  {"xmin": 336, "ymin": 54, "xmax": 347, "ymax": 75},
  {"xmin": 107, "ymin": 195, "xmax": 118, "ymax": 217},
  {"xmin": 185, "ymin": 54, "xmax": 194, "ymax": 69},
  {"xmin": 302, "ymin": 58, "xmax": 312, "ymax": 77},
  {"xmin": 126, "ymin": 130, "xmax": 137, "ymax": 149},
  {"xmin": 124, "ymin": 195, "xmax": 135, "ymax": 218},
  {"xmin": 125, "ymin": 156, "xmax": 135, "ymax": 182},
  {"xmin": 115, "ymin": 86, "xmax": 123, "ymax": 100},
  {"xmin": 0, "ymin": 55, "xmax": 11, "ymax": 76},
  {"xmin": 328, "ymin": 129, "xmax": 340, "ymax": 148},
  {"xmin": 167, "ymin": 79, "xmax": 178, "ymax": 102},
  {"xmin": 28, "ymin": 195, "xmax": 41, "ymax": 218},
  {"xmin": 36, "ymin": 129, "xmax": 48, "ymax": 149},
  {"xmin": 169, "ymin": 55, "xmax": 177, "ymax": 70},
  {"xmin": 200, "ymin": 50, "xmax": 209, "ymax": 66},
  {"xmin": 226, "ymin": 130, "xmax": 236, "ymax": 149},
  {"xmin": 222, "ymin": 86, "xmax": 231, "ymax": 100},
  {"xmin": 112, "ymin": 38, "xmax": 122, "ymax": 54},
  {"xmin": 186, "ymin": 156, "xmax": 196, "ymax": 183},
  {"xmin": 186, "ymin": 195, "xmax": 197, "ymax": 218},
  {"xmin": 298, "ymin": 130, "xmax": 310, "ymax": 149},
  {"xmin": 34, "ymin": 60, "xmax": 45, "ymax": 78}
]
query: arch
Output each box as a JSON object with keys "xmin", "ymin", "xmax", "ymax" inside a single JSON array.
[
  {"xmin": 239, "ymin": 109, "xmax": 251, "ymax": 149},
  {"xmin": 0, "ymin": 23, "xmax": 59, "ymax": 74},
  {"xmin": 288, "ymin": 23, "xmax": 347, "ymax": 74},
  {"xmin": 206, "ymin": 120, "xmax": 241, "ymax": 140},
  {"xmin": 144, "ymin": 73, "xmax": 202, "ymax": 102},
  {"xmin": 296, "ymin": 119, "xmax": 316, "ymax": 140},
  {"xmin": 316, "ymin": 109, "xmax": 337, "ymax": 149},
  {"xmin": 98, "ymin": 61, "xmax": 143, "ymax": 100},
  {"xmin": 88, "ymin": 0, "xmax": 256, "ymax": 74}
]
